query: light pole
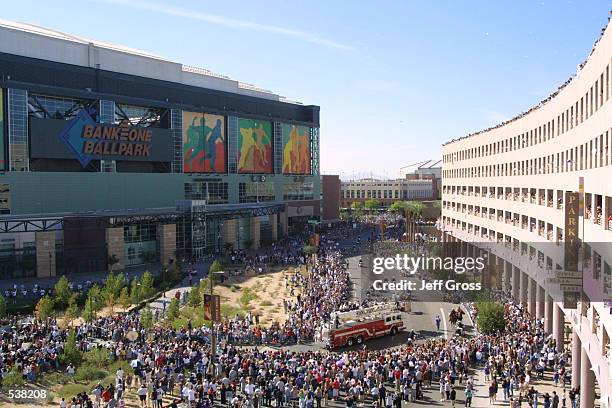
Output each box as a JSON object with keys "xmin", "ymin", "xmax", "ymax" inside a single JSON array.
[
  {"xmin": 208, "ymin": 270, "xmax": 225, "ymax": 378},
  {"xmin": 89, "ymin": 296, "xmax": 96, "ymax": 323}
]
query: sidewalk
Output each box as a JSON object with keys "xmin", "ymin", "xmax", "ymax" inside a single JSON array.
[{"xmin": 143, "ymin": 260, "xmax": 211, "ymax": 316}]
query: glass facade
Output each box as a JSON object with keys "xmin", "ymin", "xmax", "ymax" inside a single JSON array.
[
  {"xmin": 227, "ymin": 116, "xmax": 238, "ymax": 173},
  {"xmin": 283, "ymin": 181, "xmax": 314, "ymax": 201},
  {"xmin": 311, "ymin": 127, "xmax": 320, "ymax": 175},
  {"xmin": 8, "ymin": 88, "xmax": 28, "ymax": 172},
  {"xmin": 184, "ymin": 181, "xmax": 229, "ymax": 204},
  {"xmin": 123, "ymin": 223, "xmax": 158, "ymax": 266},
  {"xmin": 239, "ymin": 182, "xmax": 275, "ymax": 203},
  {"xmin": 115, "ymin": 103, "xmax": 162, "ymax": 127},
  {"xmin": 28, "ymin": 94, "xmax": 89, "ymax": 120},
  {"xmin": 273, "ymin": 122, "xmax": 283, "ymax": 174},
  {"xmin": 171, "ymin": 108, "xmax": 183, "ymax": 173}
]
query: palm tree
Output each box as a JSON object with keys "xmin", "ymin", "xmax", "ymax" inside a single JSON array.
[{"xmin": 408, "ymin": 201, "xmax": 426, "ymax": 243}]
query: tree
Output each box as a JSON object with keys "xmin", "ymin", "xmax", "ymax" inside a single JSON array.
[
  {"xmin": 140, "ymin": 271, "xmax": 155, "ymax": 299},
  {"xmin": 84, "ymin": 347, "xmax": 112, "ymax": 369},
  {"xmin": 388, "ymin": 201, "xmax": 425, "ymax": 244},
  {"xmin": 0, "ymin": 294, "xmax": 6, "ymax": 319},
  {"xmin": 208, "ymin": 260, "xmax": 223, "ymax": 284},
  {"xmin": 118, "ymin": 287, "xmax": 131, "ymax": 311},
  {"xmin": 35, "ymin": 296, "xmax": 55, "ymax": 320},
  {"xmin": 53, "ymin": 276, "xmax": 73, "ymax": 310},
  {"xmin": 140, "ymin": 308, "xmax": 154, "ymax": 332},
  {"xmin": 82, "ymin": 285, "xmax": 103, "ymax": 322},
  {"xmin": 350, "ymin": 201, "xmax": 364, "ymax": 210},
  {"xmin": 475, "ymin": 301, "xmax": 506, "ymax": 334},
  {"xmin": 60, "ymin": 329, "xmax": 83, "ymax": 366},
  {"xmin": 102, "ymin": 272, "xmax": 126, "ymax": 315},
  {"xmin": 130, "ymin": 276, "xmax": 142, "ymax": 304},
  {"xmin": 167, "ymin": 298, "xmax": 180, "ymax": 321},
  {"xmin": 364, "ymin": 199, "xmax": 380, "ymax": 211},
  {"xmin": 64, "ymin": 294, "xmax": 80, "ymax": 327},
  {"xmin": 210, "ymin": 260, "xmax": 223, "ymax": 274},
  {"xmin": 188, "ymin": 285, "xmax": 201, "ymax": 307}
]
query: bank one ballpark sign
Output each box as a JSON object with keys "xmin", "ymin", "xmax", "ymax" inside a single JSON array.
[{"xmin": 59, "ymin": 109, "xmax": 155, "ymax": 167}]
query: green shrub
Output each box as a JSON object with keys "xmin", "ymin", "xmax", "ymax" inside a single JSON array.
[
  {"xmin": 221, "ymin": 304, "xmax": 245, "ymax": 318},
  {"xmin": 83, "ymin": 347, "xmax": 112, "ymax": 369},
  {"xmin": 167, "ymin": 298, "xmax": 180, "ymax": 320},
  {"xmin": 74, "ymin": 365, "xmax": 107, "ymax": 382},
  {"xmin": 2, "ymin": 369, "xmax": 24, "ymax": 387},
  {"xmin": 239, "ymin": 288, "xmax": 258, "ymax": 307},
  {"xmin": 60, "ymin": 330, "xmax": 83, "ymax": 366},
  {"xmin": 46, "ymin": 391, "xmax": 55, "ymax": 404},
  {"xmin": 57, "ymin": 383, "xmax": 90, "ymax": 399},
  {"xmin": 108, "ymin": 360, "xmax": 133, "ymax": 376},
  {"xmin": 259, "ymin": 300, "xmax": 273, "ymax": 307},
  {"xmin": 40, "ymin": 372, "xmax": 70, "ymax": 386}
]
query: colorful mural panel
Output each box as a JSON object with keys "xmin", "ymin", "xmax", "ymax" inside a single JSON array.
[
  {"xmin": 237, "ymin": 118, "xmax": 272, "ymax": 174},
  {"xmin": 182, "ymin": 111, "xmax": 226, "ymax": 173},
  {"xmin": 282, "ymin": 124, "xmax": 311, "ymax": 174}
]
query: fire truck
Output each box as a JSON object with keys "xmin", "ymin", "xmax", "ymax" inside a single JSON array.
[{"xmin": 323, "ymin": 303, "xmax": 404, "ymax": 348}]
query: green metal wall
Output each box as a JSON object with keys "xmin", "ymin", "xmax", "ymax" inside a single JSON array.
[{"xmin": 0, "ymin": 172, "xmax": 321, "ymax": 215}]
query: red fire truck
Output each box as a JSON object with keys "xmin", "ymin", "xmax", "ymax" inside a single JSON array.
[{"xmin": 323, "ymin": 304, "xmax": 404, "ymax": 348}]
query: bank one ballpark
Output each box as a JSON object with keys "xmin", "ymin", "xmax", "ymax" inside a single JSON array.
[{"xmin": 0, "ymin": 20, "xmax": 321, "ymax": 279}]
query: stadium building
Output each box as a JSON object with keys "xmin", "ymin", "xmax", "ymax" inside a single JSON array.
[
  {"xmin": 441, "ymin": 17, "xmax": 612, "ymax": 406},
  {"xmin": 340, "ymin": 178, "xmax": 435, "ymax": 208},
  {"xmin": 0, "ymin": 20, "xmax": 321, "ymax": 279}
]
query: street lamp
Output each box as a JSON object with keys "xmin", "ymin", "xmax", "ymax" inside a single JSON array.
[
  {"xmin": 208, "ymin": 270, "xmax": 225, "ymax": 377},
  {"xmin": 89, "ymin": 296, "xmax": 96, "ymax": 323}
]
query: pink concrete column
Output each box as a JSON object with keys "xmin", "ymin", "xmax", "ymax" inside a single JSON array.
[
  {"xmin": 512, "ymin": 266, "xmax": 520, "ymax": 301},
  {"xmin": 552, "ymin": 303, "xmax": 564, "ymax": 352},
  {"xmin": 580, "ymin": 347, "xmax": 595, "ymax": 407},
  {"xmin": 544, "ymin": 294, "xmax": 553, "ymax": 335},
  {"xmin": 536, "ymin": 285, "xmax": 545, "ymax": 319},
  {"xmin": 571, "ymin": 330, "xmax": 581, "ymax": 389},
  {"xmin": 528, "ymin": 277, "xmax": 536, "ymax": 317},
  {"xmin": 520, "ymin": 270, "xmax": 528, "ymax": 306}
]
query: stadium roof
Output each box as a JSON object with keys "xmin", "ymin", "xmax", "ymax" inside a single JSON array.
[{"xmin": 0, "ymin": 18, "xmax": 290, "ymax": 101}]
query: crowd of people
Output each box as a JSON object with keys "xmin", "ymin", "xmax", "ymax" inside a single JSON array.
[{"xmin": 0, "ymin": 220, "xmax": 579, "ymax": 408}]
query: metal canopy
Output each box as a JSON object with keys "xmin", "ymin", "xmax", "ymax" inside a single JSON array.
[{"xmin": 0, "ymin": 202, "xmax": 286, "ymax": 232}]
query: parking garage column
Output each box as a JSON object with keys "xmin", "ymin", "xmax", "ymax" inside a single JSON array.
[
  {"xmin": 512, "ymin": 266, "xmax": 520, "ymax": 301},
  {"xmin": 520, "ymin": 270, "xmax": 528, "ymax": 306},
  {"xmin": 536, "ymin": 285, "xmax": 545, "ymax": 319},
  {"xmin": 544, "ymin": 294, "xmax": 553, "ymax": 334},
  {"xmin": 527, "ymin": 277, "xmax": 536, "ymax": 317},
  {"xmin": 571, "ymin": 330, "xmax": 582, "ymax": 389},
  {"xmin": 580, "ymin": 346, "xmax": 595, "ymax": 408},
  {"xmin": 502, "ymin": 261, "xmax": 511, "ymax": 294},
  {"xmin": 552, "ymin": 303, "xmax": 565, "ymax": 352}
]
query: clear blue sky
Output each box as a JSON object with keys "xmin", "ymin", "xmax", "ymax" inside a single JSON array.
[{"xmin": 2, "ymin": 0, "xmax": 610, "ymax": 178}]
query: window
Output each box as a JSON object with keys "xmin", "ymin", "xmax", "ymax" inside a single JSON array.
[
  {"xmin": 239, "ymin": 182, "xmax": 275, "ymax": 203},
  {"xmin": 184, "ymin": 182, "xmax": 229, "ymax": 204},
  {"xmin": 283, "ymin": 182, "xmax": 314, "ymax": 201}
]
